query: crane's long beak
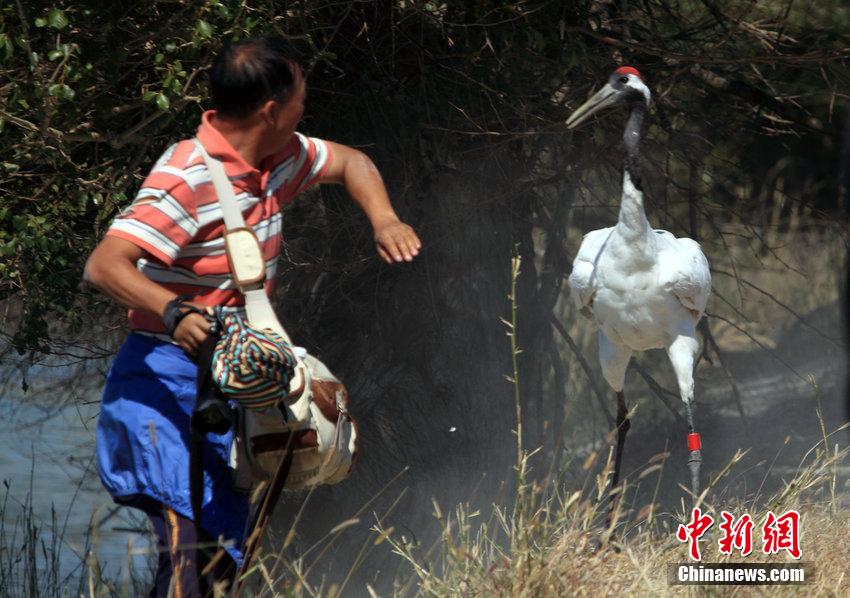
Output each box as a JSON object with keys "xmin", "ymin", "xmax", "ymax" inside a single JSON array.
[{"xmin": 566, "ymin": 83, "xmax": 622, "ymax": 129}]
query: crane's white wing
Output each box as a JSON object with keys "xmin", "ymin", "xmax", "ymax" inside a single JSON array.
[
  {"xmin": 656, "ymin": 235, "xmax": 711, "ymax": 315},
  {"xmin": 568, "ymin": 226, "xmax": 614, "ymax": 318}
]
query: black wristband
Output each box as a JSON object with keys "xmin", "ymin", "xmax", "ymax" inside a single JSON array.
[{"xmin": 163, "ymin": 295, "xmax": 206, "ymax": 338}]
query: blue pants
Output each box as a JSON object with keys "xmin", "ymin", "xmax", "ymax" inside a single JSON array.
[{"xmin": 97, "ymin": 333, "xmax": 249, "ymax": 566}]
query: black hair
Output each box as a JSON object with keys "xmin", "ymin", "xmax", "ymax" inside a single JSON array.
[{"xmin": 209, "ymin": 36, "xmax": 299, "ymax": 119}]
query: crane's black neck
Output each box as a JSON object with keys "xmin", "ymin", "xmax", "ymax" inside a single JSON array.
[
  {"xmin": 615, "ymin": 100, "xmax": 652, "ymax": 243},
  {"xmin": 623, "ymin": 102, "xmax": 646, "ymax": 189}
]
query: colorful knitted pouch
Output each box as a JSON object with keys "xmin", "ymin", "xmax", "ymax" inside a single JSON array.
[{"xmin": 210, "ymin": 309, "xmax": 297, "ymax": 409}]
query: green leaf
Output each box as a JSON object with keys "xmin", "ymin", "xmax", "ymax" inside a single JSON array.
[
  {"xmin": 0, "ymin": 34, "xmax": 11, "ymax": 61},
  {"xmin": 142, "ymin": 90, "xmax": 157, "ymax": 102},
  {"xmin": 47, "ymin": 9, "xmax": 69, "ymax": 30},
  {"xmin": 195, "ymin": 20, "xmax": 213, "ymax": 39},
  {"xmin": 154, "ymin": 52, "xmax": 164, "ymax": 64},
  {"xmin": 46, "ymin": 83, "xmax": 75, "ymax": 100},
  {"xmin": 34, "ymin": 17, "xmax": 47, "ymax": 28},
  {"xmin": 155, "ymin": 93, "xmax": 170, "ymax": 111},
  {"xmin": 48, "ymin": 49, "xmax": 63, "ymax": 61}
]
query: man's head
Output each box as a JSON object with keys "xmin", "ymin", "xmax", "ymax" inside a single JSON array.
[{"xmin": 209, "ymin": 36, "xmax": 306, "ymax": 152}]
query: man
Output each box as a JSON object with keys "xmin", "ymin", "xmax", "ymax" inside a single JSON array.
[{"xmin": 84, "ymin": 36, "xmax": 420, "ymax": 596}]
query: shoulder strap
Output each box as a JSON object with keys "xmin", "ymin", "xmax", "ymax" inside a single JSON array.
[
  {"xmin": 192, "ymin": 139, "xmax": 292, "ymax": 341},
  {"xmin": 193, "ymin": 138, "xmax": 246, "ymax": 230}
]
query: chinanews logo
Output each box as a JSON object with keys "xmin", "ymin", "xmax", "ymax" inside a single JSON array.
[{"xmin": 669, "ymin": 508, "xmax": 811, "ymax": 586}]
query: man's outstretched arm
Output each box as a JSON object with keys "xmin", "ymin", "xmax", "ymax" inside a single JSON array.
[{"xmin": 319, "ymin": 141, "xmax": 421, "ymax": 264}]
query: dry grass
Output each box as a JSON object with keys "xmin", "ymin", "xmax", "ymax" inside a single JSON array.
[
  {"xmin": 23, "ymin": 424, "xmax": 842, "ymax": 597},
  {"xmin": 376, "ymin": 430, "xmax": 849, "ymax": 597}
]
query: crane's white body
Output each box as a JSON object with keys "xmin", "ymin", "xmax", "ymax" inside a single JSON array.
[{"xmin": 569, "ymin": 173, "xmax": 711, "ymax": 400}]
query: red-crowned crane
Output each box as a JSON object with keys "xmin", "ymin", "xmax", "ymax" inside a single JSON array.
[{"xmin": 565, "ymin": 67, "xmax": 711, "ymax": 510}]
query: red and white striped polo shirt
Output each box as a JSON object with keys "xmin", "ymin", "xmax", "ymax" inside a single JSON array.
[{"xmin": 107, "ymin": 110, "xmax": 331, "ymax": 334}]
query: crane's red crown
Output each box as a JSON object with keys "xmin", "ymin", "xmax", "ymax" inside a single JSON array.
[{"xmin": 615, "ymin": 66, "xmax": 643, "ymax": 80}]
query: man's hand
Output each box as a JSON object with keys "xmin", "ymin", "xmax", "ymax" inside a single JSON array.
[
  {"xmin": 374, "ymin": 220, "xmax": 421, "ymax": 263},
  {"xmin": 172, "ymin": 304, "xmax": 213, "ymax": 356}
]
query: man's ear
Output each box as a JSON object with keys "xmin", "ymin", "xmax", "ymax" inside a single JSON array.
[{"xmin": 258, "ymin": 100, "xmax": 278, "ymax": 125}]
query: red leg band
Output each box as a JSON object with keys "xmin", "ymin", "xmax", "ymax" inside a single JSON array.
[{"xmin": 688, "ymin": 433, "xmax": 702, "ymax": 451}]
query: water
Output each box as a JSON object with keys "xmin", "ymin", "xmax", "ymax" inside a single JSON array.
[{"xmin": 0, "ymin": 392, "xmax": 155, "ymax": 585}]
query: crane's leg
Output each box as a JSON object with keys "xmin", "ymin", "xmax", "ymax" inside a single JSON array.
[
  {"xmin": 611, "ymin": 390, "xmax": 630, "ymax": 510},
  {"xmin": 666, "ymin": 330, "xmax": 702, "ymax": 503},
  {"xmin": 598, "ymin": 332, "xmax": 632, "ymax": 525}
]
